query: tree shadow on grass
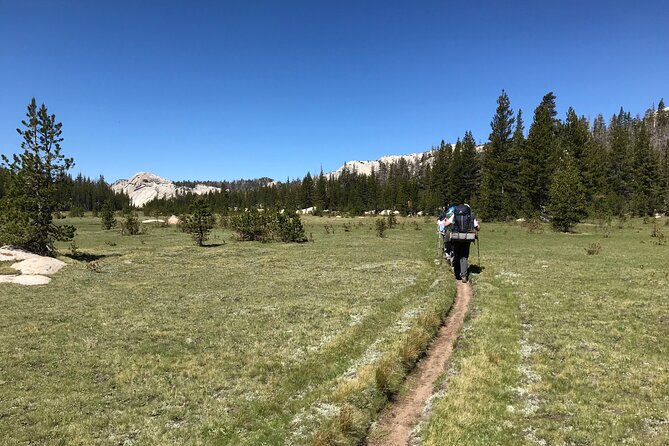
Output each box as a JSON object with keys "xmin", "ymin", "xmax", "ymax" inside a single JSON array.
[
  {"xmin": 201, "ymin": 243, "xmax": 226, "ymax": 248},
  {"xmin": 64, "ymin": 252, "xmax": 120, "ymax": 262}
]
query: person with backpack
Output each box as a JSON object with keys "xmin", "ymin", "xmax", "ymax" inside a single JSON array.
[
  {"xmin": 437, "ymin": 204, "xmax": 456, "ymax": 264},
  {"xmin": 444, "ymin": 203, "xmax": 480, "ymax": 282}
]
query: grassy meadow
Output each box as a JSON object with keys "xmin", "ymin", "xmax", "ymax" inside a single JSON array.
[
  {"xmin": 2, "ymin": 214, "xmax": 668, "ymax": 445},
  {"xmin": 0, "ymin": 215, "xmax": 454, "ymax": 445},
  {"xmin": 419, "ymin": 217, "xmax": 669, "ymax": 445}
]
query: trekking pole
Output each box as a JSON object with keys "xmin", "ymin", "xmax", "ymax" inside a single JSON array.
[{"xmin": 477, "ymin": 233, "xmax": 481, "ymax": 268}]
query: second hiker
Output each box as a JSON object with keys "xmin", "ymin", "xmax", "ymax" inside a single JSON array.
[{"xmin": 444, "ymin": 203, "xmax": 480, "ymax": 282}]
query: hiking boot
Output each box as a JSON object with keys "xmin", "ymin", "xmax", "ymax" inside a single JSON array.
[{"xmin": 461, "ymin": 276, "xmax": 468, "ymax": 283}]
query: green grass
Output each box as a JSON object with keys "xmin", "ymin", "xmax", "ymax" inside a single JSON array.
[
  {"xmin": 0, "ymin": 215, "xmax": 454, "ymax": 445},
  {"xmin": 420, "ymin": 218, "xmax": 669, "ymax": 445}
]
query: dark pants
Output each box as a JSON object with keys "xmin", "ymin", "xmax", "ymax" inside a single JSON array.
[
  {"xmin": 453, "ymin": 241, "xmax": 471, "ymax": 279},
  {"xmin": 444, "ymin": 239, "xmax": 453, "ymax": 258}
]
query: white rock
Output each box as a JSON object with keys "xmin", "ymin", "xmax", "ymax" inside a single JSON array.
[
  {"xmin": 0, "ymin": 275, "xmax": 51, "ymax": 285},
  {"xmin": 111, "ymin": 172, "xmax": 221, "ymax": 207},
  {"xmin": 11, "ymin": 257, "xmax": 67, "ymax": 275},
  {"xmin": 167, "ymin": 215, "xmax": 180, "ymax": 225},
  {"xmin": 327, "ymin": 145, "xmax": 484, "ymax": 179},
  {"xmin": 0, "ymin": 247, "xmax": 40, "ymax": 262},
  {"xmin": 142, "ymin": 219, "xmax": 165, "ymax": 223}
]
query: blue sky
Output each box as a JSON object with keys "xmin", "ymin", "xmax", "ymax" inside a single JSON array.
[{"xmin": 1, "ymin": 0, "xmax": 667, "ymax": 182}]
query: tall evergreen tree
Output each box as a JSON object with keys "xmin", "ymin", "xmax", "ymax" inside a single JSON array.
[
  {"xmin": 508, "ymin": 109, "xmax": 525, "ymax": 209},
  {"xmin": 582, "ymin": 114, "xmax": 610, "ymax": 214},
  {"xmin": 299, "ymin": 172, "xmax": 314, "ymax": 209},
  {"xmin": 522, "ymin": 92, "xmax": 560, "ymax": 215},
  {"xmin": 314, "ymin": 169, "xmax": 328, "ymax": 211},
  {"xmin": 548, "ymin": 151, "xmax": 586, "ymax": 232},
  {"xmin": 479, "ymin": 90, "xmax": 515, "ymax": 220},
  {"xmin": 630, "ymin": 121, "xmax": 659, "ymax": 215},
  {"xmin": 429, "ymin": 141, "xmax": 450, "ymax": 211},
  {"xmin": 607, "ymin": 108, "xmax": 634, "ymax": 214},
  {"xmin": 452, "ymin": 131, "xmax": 480, "ymax": 205},
  {"xmin": 561, "ymin": 107, "xmax": 590, "ymax": 167},
  {"xmin": 0, "ymin": 99, "xmax": 75, "ymax": 255},
  {"xmin": 660, "ymin": 140, "xmax": 669, "ymax": 211}
]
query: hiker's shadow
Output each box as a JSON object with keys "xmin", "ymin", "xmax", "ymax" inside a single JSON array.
[{"xmin": 469, "ymin": 265, "xmax": 484, "ymax": 275}]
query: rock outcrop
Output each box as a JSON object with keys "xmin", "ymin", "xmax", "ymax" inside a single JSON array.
[
  {"xmin": 327, "ymin": 145, "xmax": 483, "ymax": 179},
  {"xmin": 111, "ymin": 172, "xmax": 220, "ymax": 207}
]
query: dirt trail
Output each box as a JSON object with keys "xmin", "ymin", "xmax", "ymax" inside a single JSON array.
[{"xmin": 367, "ymin": 280, "xmax": 472, "ymax": 446}]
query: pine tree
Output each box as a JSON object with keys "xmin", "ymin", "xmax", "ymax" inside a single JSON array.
[
  {"xmin": 299, "ymin": 172, "xmax": 314, "ymax": 209},
  {"xmin": 508, "ymin": 110, "xmax": 525, "ymax": 210},
  {"xmin": 630, "ymin": 121, "xmax": 659, "ymax": 215},
  {"xmin": 660, "ymin": 140, "xmax": 669, "ymax": 212},
  {"xmin": 561, "ymin": 107, "xmax": 590, "ymax": 168},
  {"xmin": 449, "ymin": 139, "xmax": 463, "ymax": 203},
  {"xmin": 582, "ymin": 114, "xmax": 610, "ymax": 215},
  {"xmin": 548, "ymin": 152, "xmax": 586, "ymax": 232},
  {"xmin": 0, "ymin": 167, "xmax": 9, "ymax": 200},
  {"xmin": 479, "ymin": 90, "xmax": 515, "ymax": 220},
  {"xmin": 452, "ymin": 131, "xmax": 480, "ymax": 205},
  {"xmin": 522, "ymin": 92, "xmax": 560, "ymax": 216},
  {"xmin": 429, "ymin": 142, "xmax": 450, "ymax": 211},
  {"xmin": 100, "ymin": 198, "xmax": 117, "ymax": 230},
  {"xmin": 607, "ymin": 108, "xmax": 634, "ymax": 214},
  {"xmin": 314, "ymin": 169, "xmax": 328, "ymax": 212},
  {"xmin": 183, "ymin": 197, "xmax": 216, "ymax": 246},
  {"xmin": 0, "ymin": 99, "xmax": 75, "ymax": 255}
]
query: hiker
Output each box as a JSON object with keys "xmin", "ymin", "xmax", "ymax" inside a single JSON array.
[
  {"xmin": 437, "ymin": 205, "xmax": 456, "ymax": 264},
  {"xmin": 444, "ymin": 203, "xmax": 480, "ymax": 282}
]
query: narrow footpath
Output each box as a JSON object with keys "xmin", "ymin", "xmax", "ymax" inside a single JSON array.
[{"xmin": 367, "ymin": 280, "xmax": 473, "ymax": 445}]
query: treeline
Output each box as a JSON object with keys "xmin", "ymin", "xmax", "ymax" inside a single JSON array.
[
  {"xmin": 143, "ymin": 92, "xmax": 669, "ymax": 221},
  {"xmin": 6, "ymin": 91, "xmax": 666, "ymax": 222},
  {"xmin": 56, "ymin": 174, "xmax": 130, "ymax": 212},
  {"xmin": 174, "ymin": 177, "xmax": 274, "ymax": 192},
  {"xmin": 0, "ymin": 169, "xmax": 129, "ymax": 212},
  {"xmin": 477, "ymin": 92, "xmax": 669, "ymax": 221}
]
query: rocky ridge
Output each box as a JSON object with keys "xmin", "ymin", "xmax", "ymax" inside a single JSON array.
[{"xmin": 111, "ymin": 172, "xmax": 220, "ymax": 207}]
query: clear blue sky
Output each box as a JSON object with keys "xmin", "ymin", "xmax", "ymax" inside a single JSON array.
[{"xmin": 1, "ymin": 0, "xmax": 667, "ymax": 182}]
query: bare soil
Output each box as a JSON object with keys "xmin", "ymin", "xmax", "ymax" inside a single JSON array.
[{"xmin": 367, "ymin": 280, "xmax": 472, "ymax": 446}]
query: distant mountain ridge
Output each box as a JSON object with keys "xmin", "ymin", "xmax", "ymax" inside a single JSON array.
[
  {"xmin": 326, "ymin": 143, "xmax": 484, "ymax": 178},
  {"xmin": 112, "ymin": 144, "xmax": 483, "ymax": 207},
  {"xmin": 327, "ymin": 151, "xmax": 432, "ymax": 178}
]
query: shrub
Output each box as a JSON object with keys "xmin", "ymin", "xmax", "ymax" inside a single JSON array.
[
  {"xmin": 375, "ymin": 218, "xmax": 387, "ymax": 238},
  {"xmin": 585, "ymin": 242, "xmax": 602, "ymax": 255},
  {"xmin": 521, "ymin": 216, "xmax": 543, "ymax": 234},
  {"xmin": 616, "ymin": 214, "xmax": 628, "ymax": 229},
  {"xmin": 100, "ymin": 200, "xmax": 117, "ymax": 230},
  {"xmin": 182, "ymin": 197, "xmax": 216, "ymax": 246},
  {"xmin": 387, "ymin": 214, "xmax": 397, "ymax": 228},
  {"xmin": 230, "ymin": 211, "xmax": 307, "ymax": 243},
  {"xmin": 651, "ymin": 222, "xmax": 666, "ymax": 245},
  {"xmin": 273, "ymin": 212, "xmax": 308, "ymax": 243},
  {"xmin": 120, "ymin": 211, "xmax": 141, "ymax": 235},
  {"xmin": 229, "ymin": 211, "xmax": 268, "ymax": 241},
  {"xmin": 68, "ymin": 206, "xmax": 85, "ymax": 218}
]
